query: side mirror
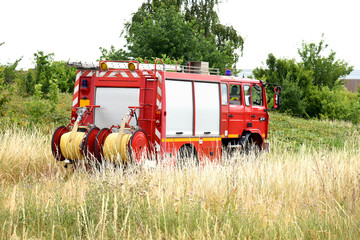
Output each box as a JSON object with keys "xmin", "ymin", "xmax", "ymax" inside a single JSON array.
[{"xmin": 273, "ymin": 86, "xmax": 282, "ymax": 109}]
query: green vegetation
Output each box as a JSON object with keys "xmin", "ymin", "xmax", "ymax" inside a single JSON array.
[
  {"xmin": 100, "ymin": 0, "xmax": 243, "ymax": 73},
  {"xmin": 20, "ymin": 51, "xmax": 77, "ymax": 96},
  {"xmin": 254, "ymin": 37, "xmax": 359, "ymax": 124},
  {"xmin": 0, "ymin": 91, "xmax": 71, "ymax": 131},
  {"xmin": 269, "ymin": 112, "xmax": 360, "ymax": 150},
  {"xmin": 0, "ymin": 46, "xmax": 75, "ymax": 130}
]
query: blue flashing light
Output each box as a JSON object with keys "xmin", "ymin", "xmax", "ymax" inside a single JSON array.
[
  {"xmin": 81, "ymin": 79, "xmax": 88, "ymax": 88},
  {"xmin": 225, "ymin": 69, "xmax": 232, "ymax": 76}
]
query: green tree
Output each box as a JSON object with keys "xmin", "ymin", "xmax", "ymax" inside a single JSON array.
[
  {"xmin": 298, "ymin": 36, "xmax": 353, "ymax": 89},
  {"xmin": 2, "ymin": 58, "xmax": 21, "ymax": 85},
  {"xmin": 101, "ymin": 0, "xmax": 243, "ymax": 72},
  {"xmin": 125, "ymin": 5, "xmax": 196, "ymax": 61},
  {"xmin": 253, "ymin": 54, "xmax": 313, "ymax": 116},
  {"xmin": 22, "ymin": 52, "xmax": 76, "ymax": 96},
  {"xmin": 254, "ymin": 38, "xmax": 357, "ymax": 123},
  {"xmin": 0, "ymin": 42, "xmax": 19, "ymax": 114},
  {"xmin": 0, "ymin": 63, "xmax": 3, "ymax": 84},
  {"xmin": 99, "ymin": 46, "xmax": 128, "ymax": 61},
  {"xmin": 48, "ymin": 80, "xmax": 59, "ymax": 105},
  {"xmin": 34, "ymin": 51, "xmax": 54, "ymax": 95},
  {"xmin": 50, "ymin": 61, "xmax": 77, "ymax": 93}
]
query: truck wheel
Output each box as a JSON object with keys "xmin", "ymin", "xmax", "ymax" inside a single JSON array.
[
  {"xmin": 176, "ymin": 145, "xmax": 198, "ymax": 168},
  {"xmin": 244, "ymin": 138, "xmax": 261, "ymax": 155},
  {"xmin": 51, "ymin": 126, "xmax": 69, "ymax": 161},
  {"xmin": 128, "ymin": 129, "xmax": 150, "ymax": 165},
  {"xmin": 83, "ymin": 127, "xmax": 100, "ymax": 161},
  {"xmin": 94, "ymin": 128, "xmax": 112, "ymax": 163}
]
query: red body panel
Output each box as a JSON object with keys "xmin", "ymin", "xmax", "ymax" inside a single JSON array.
[{"xmin": 71, "ymin": 64, "xmax": 270, "ymax": 161}]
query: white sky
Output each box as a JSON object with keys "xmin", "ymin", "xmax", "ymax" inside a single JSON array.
[{"xmin": 1, "ymin": 0, "xmax": 359, "ymax": 70}]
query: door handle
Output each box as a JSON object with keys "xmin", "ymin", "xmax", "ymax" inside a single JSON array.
[
  {"xmin": 251, "ymin": 115, "xmax": 256, "ymax": 118},
  {"xmin": 229, "ymin": 114, "xmax": 234, "ymax": 118}
]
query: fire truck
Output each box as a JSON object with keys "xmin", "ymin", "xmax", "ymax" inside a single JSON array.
[{"xmin": 51, "ymin": 59, "xmax": 281, "ymax": 167}]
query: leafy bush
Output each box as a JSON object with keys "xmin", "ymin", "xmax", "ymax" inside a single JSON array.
[
  {"xmin": 50, "ymin": 61, "xmax": 76, "ymax": 93},
  {"xmin": 18, "ymin": 69, "xmax": 36, "ymax": 95},
  {"xmin": 24, "ymin": 83, "xmax": 61, "ymax": 125},
  {"xmin": 254, "ymin": 38, "xmax": 357, "ymax": 123},
  {"xmin": 0, "ymin": 46, "xmax": 73, "ymax": 128},
  {"xmin": 253, "ymin": 54, "xmax": 312, "ymax": 117},
  {"xmin": 2, "ymin": 58, "xmax": 21, "ymax": 85},
  {"xmin": 0, "ymin": 85, "xmax": 12, "ymax": 116},
  {"xmin": 18, "ymin": 51, "xmax": 76, "ymax": 97},
  {"xmin": 280, "ymin": 77, "xmax": 307, "ymax": 116},
  {"xmin": 0, "ymin": 62, "xmax": 16, "ymax": 116}
]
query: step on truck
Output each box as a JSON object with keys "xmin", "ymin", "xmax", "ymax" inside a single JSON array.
[{"xmin": 51, "ymin": 59, "xmax": 281, "ymax": 167}]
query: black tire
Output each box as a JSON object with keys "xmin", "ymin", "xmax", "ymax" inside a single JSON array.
[
  {"xmin": 176, "ymin": 145, "xmax": 199, "ymax": 168},
  {"xmin": 244, "ymin": 138, "xmax": 261, "ymax": 155}
]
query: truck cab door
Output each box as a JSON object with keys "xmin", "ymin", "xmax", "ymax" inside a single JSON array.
[
  {"xmin": 220, "ymin": 83, "xmax": 229, "ymax": 137},
  {"xmin": 249, "ymin": 83, "xmax": 268, "ymax": 137},
  {"xmin": 228, "ymin": 84, "xmax": 247, "ymax": 138},
  {"xmin": 243, "ymin": 85, "xmax": 252, "ymax": 129}
]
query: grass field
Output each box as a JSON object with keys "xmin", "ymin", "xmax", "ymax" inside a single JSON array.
[{"xmin": 0, "ymin": 114, "xmax": 360, "ymax": 239}]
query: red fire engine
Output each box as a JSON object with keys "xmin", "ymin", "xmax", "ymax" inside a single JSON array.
[{"xmin": 51, "ymin": 59, "xmax": 281, "ymax": 167}]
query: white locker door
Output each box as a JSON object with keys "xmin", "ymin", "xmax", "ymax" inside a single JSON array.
[
  {"xmin": 194, "ymin": 82, "xmax": 220, "ymax": 135},
  {"xmin": 165, "ymin": 80, "xmax": 193, "ymax": 136},
  {"xmin": 94, "ymin": 87, "xmax": 139, "ymax": 129}
]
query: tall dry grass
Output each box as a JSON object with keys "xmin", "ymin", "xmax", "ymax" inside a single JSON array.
[
  {"xmin": 0, "ymin": 127, "xmax": 360, "ymax": 239},
  {"xmin": 0, "ymin": 126, "xmax": 65, "ymax": 184}
]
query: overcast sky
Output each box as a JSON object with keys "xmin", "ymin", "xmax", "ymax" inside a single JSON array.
[{"xmin": 1, "ymin": 0, "xmax": 359, "ymax": 70}]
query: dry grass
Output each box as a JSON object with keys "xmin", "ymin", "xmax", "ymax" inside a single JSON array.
[
  {"xmin": 0, "ymin": 126, "xmax": 65, "ymax": 184},
  {"xmin": 0, "ymin": 127, "xmax": 360, "ymax": 239}
]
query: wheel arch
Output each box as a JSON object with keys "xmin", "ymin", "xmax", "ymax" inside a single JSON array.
[
  {"xmin": 241, "ymin": 130, "xmax": 264, "ymax": 150},
  {"xmin": 178, "ymin": 143, "xmax": 198, "ymax": 156}
]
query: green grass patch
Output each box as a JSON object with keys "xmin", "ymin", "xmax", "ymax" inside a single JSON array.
[{"xmin": 269, "ymin": 112, "xmax": 360, "ymax": 150}]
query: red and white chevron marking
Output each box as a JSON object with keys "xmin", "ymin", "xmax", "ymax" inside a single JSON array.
[
  {"xmin": 72, "ymin": 70, "xmax": 82, "ymax": 107},
  {"xmin": 154, "ymin": 71, "xmax": 163, "ymax": 152},
  {"xmin": 96, "ymin": 70, "xmax": 141, "ymax": 78},
  {"xmin": 72, "ymin": 70, "xmax": 141, "ymax": 107}
]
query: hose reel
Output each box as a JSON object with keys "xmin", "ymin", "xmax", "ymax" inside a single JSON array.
[{"xmin": 51, "ymin": 109, "xmax": 150, "ymax": 166}]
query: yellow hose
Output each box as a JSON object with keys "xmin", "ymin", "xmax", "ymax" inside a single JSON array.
[
  {"xmin": 103, "ymin": 133, "xmax": 131, "ymax": 164},
  {"xmin": 69, "ymin": 120, "xmax": 79, "ymax": 143},
  {"xmin": 102, "ymin": 112, "xmax": 132, "ymax": 164},
  {"xmin": 60, "ymin": 132, "xmax": 85, "ymax": 161}
]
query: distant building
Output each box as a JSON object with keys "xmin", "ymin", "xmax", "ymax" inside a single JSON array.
[
  {"xmin": 343, "ymin": 70, "xmax": 360, "ymax": 93},
  {"xmin": 344, "ymin": 79, "xmax": 360, "ymax": 92}
]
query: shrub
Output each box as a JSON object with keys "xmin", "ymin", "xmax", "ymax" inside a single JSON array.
[
  {"xmin": 25, "ymin": 84, "xmax": 54, "ymax": 125},
  {"xmin": 0, "ymin": 85, "xmax": 12, "ymax": 116}
]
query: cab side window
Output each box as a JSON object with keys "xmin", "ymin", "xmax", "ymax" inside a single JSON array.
[
  {"xmin": 221, "ymin": 83, "xmax": 228, "ymax": 105},
  {"xmin": 244, "ymin": 85, "xmax": 251, "ymax": 106},
  {"xmin": 229, "ymin": 84, "xmax": 241, "ymax": 105},
  {"xmin": 252, "ymin": 84, "xmax": 263, "ymax": 106}
]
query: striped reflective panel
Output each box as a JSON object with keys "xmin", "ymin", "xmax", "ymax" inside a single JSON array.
[
  {"xmin": 72, "ymin": 70, "xmax": 82, "ymax": 107},
  {"xmin": 87, "ymin": 71, "xmax": 95, "ymax": 77},
  {"xmin": 95, "ymin": 70, "xmax": 141, "ymax": 78},
  {"xmin": 131, "ymin": 71, "xmax": 140, "ymax": 78},
  {"xmin": 120, "ymin": 71, "xmax": 129, "ymax": 77},
  {"xmin": 154, "ymin": 71, "xmax": 163, "ymax": 153}
]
